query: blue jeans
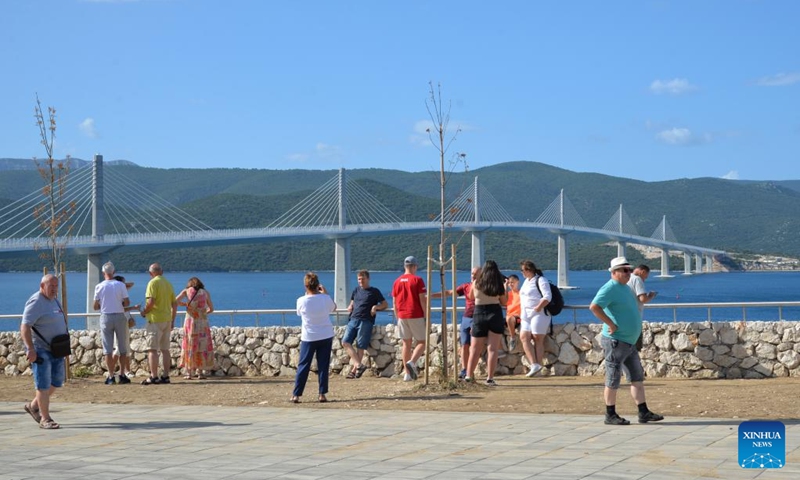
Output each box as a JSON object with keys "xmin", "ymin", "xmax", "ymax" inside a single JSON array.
[
  {"xmin": 342, "ymin": 317, "xmax": 374, "ymax": 350},
  {"xmin": 293, "ymin": 337, "xmax": 333, "ymax": 397},
  {"xmin": 601, "ymin": 335, "xmax": 644, "ymax": 389},
  {"xmin": 31, "ymin": 349, "xmax": 65, "ymax": 391},
  {"xmin": 459, "ymin": 316, "xmax": 472, "ymax": 346}
]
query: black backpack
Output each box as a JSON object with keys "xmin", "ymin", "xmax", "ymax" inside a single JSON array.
[{"xmin": 534, "ymin": 276, "xmax": 564, "ymax": 316}]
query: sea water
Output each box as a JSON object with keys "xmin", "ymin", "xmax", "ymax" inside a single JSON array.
[{"xmin": 2, "ymin": 270, "xmax": 800, "ymax": 330}]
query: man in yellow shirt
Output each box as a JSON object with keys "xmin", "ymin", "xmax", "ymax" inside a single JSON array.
[{"xmin": 140, "ymin": 263, "xmax": 177, "ymax": 385}]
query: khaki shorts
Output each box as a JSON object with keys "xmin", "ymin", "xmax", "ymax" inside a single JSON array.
[
  {"xmin": 145, "ymin": 321, "xmax": 172, "ymax": 351},
  {"xmin": 397, "ymin": 317, "xmax": 426, "ymax": 342}
]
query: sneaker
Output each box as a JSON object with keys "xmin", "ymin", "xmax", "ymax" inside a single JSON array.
[
  {"xmin": 638, "ymin": 411, "xmax": 665, "ymax": 423},
  {"xmin": 526, "ymin": 363, "xmax": 543, "ymax": 377},
  {"xmin": 104, "ymin": 376, "xmax": 116, "ymax": 385},
  {"xmin": 604, "ymin": 414, "xmax": 630, "ymax": 425},
  {"xmin": 125, "ymin": 372, "xmax": 135, "ymax": 379},
  {"xmin": 159, "ymin": 376, "xmax": 171, "ymax": 384},
  {"xmin": 463, "ymin": 377, "xmax": 474, "ymax": 383},
  {"xmin": 458, "ymin": 369, "xmax": 466, "ymax": 380},
  {"xmin": 403, "ymin": 373, "xmax": 413, "ymax": 382},
  {"xmin": 406, "ymin": 361, "xmax": 418, "ymax": 380},
  {"xmin": 118, "ymin": 375, "xmax": 131, "ymax": 385},
  {"xmin": 508, "ymin": 337, "xmax": 517, "ymax": 351},
  {"xmin": 485, "ymin": 378, "xmax": 497, "ymax": 387}
]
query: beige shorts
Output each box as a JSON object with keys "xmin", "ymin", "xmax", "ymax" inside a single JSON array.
[
  {"xmin": 397, "ymin": 317, "xmax": 426, "ymax": 342},
  {"xmin": 145, "ymin": 321, "xmax": 172, "ymax": 351}
]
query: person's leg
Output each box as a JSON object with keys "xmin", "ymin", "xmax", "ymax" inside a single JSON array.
[
  {"xmin": 604, "ymin": 386, "xmax": 618, "ymax": 407},
  {"xmin": 147, "ymin": 350, "xmax": 159, "ymax": 378},
  {"xmin": 317, "ymin": 338, "xmax": 333, "ymax": 396},
  {"xmin": 532, "ymin": 334, "xmax": 546, "ymax": 365},
  {"xmin": 342, "ymin": 319, "xmax": 359, "ymax": 372},
  {"xmin": 506, "ymin": 316, "xmax": 517, "ymax": 340},
  {"xmin": 601, "ymin": 335, "xmax": 628, "ymax": 424},
  {"xmin": 630, "ymin": 381, "xmax": 646, "ymax": 404},
  {"xmin": 485, "ymin": 331, "xmax": 502, "ymax": 381},
  {"xmin": 520, "ymin": 331, "xmax": 535, "ymax": 365},
  {"xmin": 293, "ymin": 340, "xmax": 313, "ymax": 398},
  {"xmin": 401, "ymin": 338, "xmax": 412, "ymax": 373},
  {"xmin": 410, "ymin": 340, "xmax": 425, "ymax": 363},
  {"xmin": 467, "ymin": 336, "xmax": 486, "ymax": 379}
]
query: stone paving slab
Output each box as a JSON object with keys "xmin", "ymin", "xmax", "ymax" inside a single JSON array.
[{"xmin": 1, "ymin": 402, "xmax": 798, "ymax": 479}]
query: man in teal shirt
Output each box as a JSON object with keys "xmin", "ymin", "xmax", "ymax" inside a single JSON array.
[{"xmin": 590, "ymin": 256, "xmax": 664, "ymax": 426}]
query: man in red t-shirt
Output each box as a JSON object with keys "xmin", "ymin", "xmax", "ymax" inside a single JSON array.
[{"xmin": 392, "ymin": 256, "xmax": 427, "ymax": 381}]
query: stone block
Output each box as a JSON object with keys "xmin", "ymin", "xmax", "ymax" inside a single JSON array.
[
  {"xmin": 557, "ymin": 342, "xmax": 580, "ymax": 366},
  {"xmin": 695, "ymin": 346, "xmax": 714, "ymax": 362},
  {"xmin": 778, "ymin": 350, "xmax": 800, "ymax": 369},
  {"xmin": 673, "ymin": 333, "xmax": 694, "ymax": 352},
  {"xmin": 697, "ymin": 329, "xmax": 717, "ymax": 346},
  {"xmin": 718, "ymin": 326, "xmax": 740, "ymax": 345},
  {"xmin": 755, "ymin": 343, "xmax": 777, "ymax": 360},
  {"xmin": 759, "ymin": 331, "xmax": 781, "ymax": 345},
  {"xmin": 654, "ymin": 332, "xmax": 671, "ymax": 350},
  {"xmin": 740, "ymin": 357, "xmax": 758, "ymax": 369},
  {"xmin": 731, "ymin": 344, "xmax": 750, "ymax": 359},
  {"xmin": 726, "ymin": 367, "xmax": 742, "ymax": 379},
  {"xmin": 552, "ymin": 363, "xmax": 576, "ymax": 376}
]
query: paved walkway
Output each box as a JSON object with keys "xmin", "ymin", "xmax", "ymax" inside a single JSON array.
[{"xmin": 1, "ymin": 401, "xmax": 797, "ymax": 479}]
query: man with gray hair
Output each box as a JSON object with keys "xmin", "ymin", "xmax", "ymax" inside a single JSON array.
[{"xmin": 94, "ymin": 262, "xmax": 131, "ymax": 384}]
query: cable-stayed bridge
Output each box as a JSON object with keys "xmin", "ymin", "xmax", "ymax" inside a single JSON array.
[{"xmin": 0, "ymin": 155, "xmax": 725, "ymax": 310}]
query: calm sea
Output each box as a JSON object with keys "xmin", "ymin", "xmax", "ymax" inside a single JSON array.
[{"xmin": 2, "ymin": 270, "xmax": 800, "ymax": 331}]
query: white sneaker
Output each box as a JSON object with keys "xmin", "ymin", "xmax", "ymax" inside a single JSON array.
[
  {"xmin": 526, "ymin": 363, "xmax": 543, "ymax": 377},
  {"xmin": 403, "ymin": 373, "xmax": 413, "ymax": 382},
  {"xmin": 406, "ymin": 361, "xmax": 418, "ymax": 380}
]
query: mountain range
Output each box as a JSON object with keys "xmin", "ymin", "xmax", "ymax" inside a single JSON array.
[{"xmin": 1, "ymin": 158, "xmax": 799, "ymax": 272}]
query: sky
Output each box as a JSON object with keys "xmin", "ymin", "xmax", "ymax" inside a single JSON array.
[{"xmin": 1, "ymin": 0, "xmax": 798, "ymax": 182}]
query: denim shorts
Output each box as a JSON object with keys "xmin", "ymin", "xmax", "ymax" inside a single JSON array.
[
  {"xmin": 459, "ymin": 316, "xmax": 472, "ymax": 346},
  {"xmin": 342, "ymin": 317, "xmax": 374, "ymax": 350},
  {"xmin": 31, "ymin": 349, "xmax": 65, "ymax": 391},
  {"xmin": 601, "ymin": 335, "xmax": 644, "ymax": 389}
]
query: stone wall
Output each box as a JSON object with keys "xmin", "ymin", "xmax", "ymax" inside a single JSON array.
[{"xmin": 2, "ymin": 320, "xmax": 799, "ymax": 379}]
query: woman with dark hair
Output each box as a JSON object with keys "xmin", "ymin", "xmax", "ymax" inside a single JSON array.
[
  {"xmin": 466, "ymin": 260, "xmax": 507, "ymax": 386},
  {"xmin": 292, "ymin": 272, "xmax": 336, "ymax": 403},
  {"xmin": 176, "ymin": 277, "xmax": 215, "ymax": 379},
  {"xmin": 519, "ymin": 260, "xmax": 552, "ymax": 377}
]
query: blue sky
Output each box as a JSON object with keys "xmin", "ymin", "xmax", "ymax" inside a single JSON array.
[{"xmin": 1, "ymin": 0, "xmax": 798, "ymax": 181}]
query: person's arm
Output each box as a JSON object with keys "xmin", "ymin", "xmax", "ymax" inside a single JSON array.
[
  {"xmin": 93, "ymin": 299, "xmax": 101, "ymax": 311},
  {"xmin": 175, "ymin": 289, "xmax": 187, "ymax": 307},
  {"xmin": 638, "ymin": 292, "xmax": 657, "ymax": 304},
  {"xmin": 533, "ymin": 277, "xmax": 551, "ymax": 312},
  {"xmin": 418, "ymin": 293, "xmax": 427, "ymax": 318},
  {"xmin": 141, "ymin": 297, "xmax": 155, "ymax": 317},
  {"xmin": 171, "ymin": 298, "xmax": 178, "ymax": 324},
  {"xmin": 371, "ymin": 299, "xmax": 388, "ymax": 317},
  {"xmin": 205, "ymin": 291, "xmax": 214, "ymax": 315},
  {"xmin": 589, "ymin": 303, "xmax": 617, "ymax": 335},
  {"xmin": 122, "ymin": 296, "xmax": 130, "ymax": 308},
  {"xmin": 347, "ymin": 300, "xmax": 354, "ymax": 314},
  {"xmin": 20, "ymin": 323, "xmax": 37, "ymax": 363},
  {"xmin": 498, "ymin": 293, "xmax": 508, "ymax": 307},
  {"xmin": 392, "ymin": 297, "xmax": 398, "ymax": 322}
]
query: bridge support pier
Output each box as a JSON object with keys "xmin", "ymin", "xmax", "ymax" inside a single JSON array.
[
  {"xmin": 334, "ymin": 238, "xmax": 351, "ymax": 309},
  {"xmin": 86, "ymin": 254, "xmax": 102, "ymax": 329},
  {"xmin": 471, "ymin": 232, "xmax": 484, "ymax": 270},
  {"xmin": 694, "ymin": 254, "xmax": 702, "ymax": 273},
  {"xmin": 658, "ymin": 249, "xmax": 673, "ymax": 278},
  {"xmin": 704, "ymin": 255, "xmax": 713, "ymax": 272},
  {"xmin": 683, "ymin": 252, "xmax": 693, "ymax": 275},
  {"xmin": 616, "ymin": 241, "xmax": 626, "ymax": 258},
  {"xmin": 557, "ymin": 234, "xmax": 572, "ymax": 288}
]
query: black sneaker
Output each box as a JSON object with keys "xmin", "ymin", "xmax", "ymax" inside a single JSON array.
[
  {"xmin": 485, "ymin": 379, "xmax": 498, "ymax": 387},
  {"xmin": 604, "ymin": 414, "xmax": 630, "ymax": 425},
  {"xmin": 638, "ymin": 411, "xmax": 664, "ymax": 423},
  {"xmin": 104, "ymin": 376, "xmax": 116, "ymax": 385},
  {"xmin": 159, "ymin": 376, "xmax": 171, "ymax": 384},
  {"xmin": 118, "ymin": 375, "xmax": 131, "ymax": 384}
]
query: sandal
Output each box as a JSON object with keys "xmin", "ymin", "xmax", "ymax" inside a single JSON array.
[
  {"xmin": 318, "ymin": 394, "xmax": 328, "ymax": 403},
  {"xmin": 290, "ymin": 396, "xmax": 300, "ymax": 404},
  {"xmin": 345, "ymin": 369, "xmax": 356, "ymax": 380},
  {"xmin": 39, "ymin": 418, "xmax": 60, "ymax": 430},
  {"xmin": 183, "ymin": 375, "xmax": 193, "ymax": 380},
  {"xmin": 355, "ymin": 364, "xmax": 368, "ymax": 378},
  {"xmin": 160, "ymin": 376, "xmax": 171, "ymax": 384},
  {"xmin": 141, "ymin": 376, "xmax": 161, "ymax": 385},
  {"xmin": 24, "ymin": 402, "xmax": 41, "ymax": 424}
]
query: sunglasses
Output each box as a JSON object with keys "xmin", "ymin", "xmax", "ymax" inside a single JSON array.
[{"xmin": 617, "ymin": 268, "xmax": 633, "ymax": 273}]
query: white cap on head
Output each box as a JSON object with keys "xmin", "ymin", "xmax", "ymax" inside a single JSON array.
[{"xmin": 608, "ymin": 256, "xmax": 631, "ymax": 272}]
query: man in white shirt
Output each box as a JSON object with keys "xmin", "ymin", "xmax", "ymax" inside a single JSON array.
[
  {"xmin": 627, "ymin": 264, "xmax": 657, "ymax": 350},
  {"xmin": 94, "ymin": 262, "xmax": 131, "ymax": 384}
]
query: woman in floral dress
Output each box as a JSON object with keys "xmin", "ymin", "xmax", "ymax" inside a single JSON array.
[{"xmin": 176, "ymin": 277, "xmax": 215, "ymax": 379}]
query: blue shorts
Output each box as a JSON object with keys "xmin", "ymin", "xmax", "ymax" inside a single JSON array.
[
  {"xmin": 342, "ymin": 317, "xmax": 374, "ymax": 350},
  {"xmin": 31, "ymin": 349, "xmax": 65, "ymax": 391},
  {"xmin": 601, "ymin": 335, "xmax": 644, "ymax": 389},
  {"xmin": 459, "ymin": 316, "xmax": 472, "ymax": 346}
]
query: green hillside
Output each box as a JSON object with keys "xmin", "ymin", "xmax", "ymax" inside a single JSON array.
[{"xmin": 1, "ymin": 160, "xmax": 799, "ymax": 272}]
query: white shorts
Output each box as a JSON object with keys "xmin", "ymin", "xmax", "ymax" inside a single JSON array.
[{"xmin": 521, "ymin": 308, "xmax": 551, "ymax": 335}]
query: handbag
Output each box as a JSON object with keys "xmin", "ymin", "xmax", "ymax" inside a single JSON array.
[
  {"xmin": 30, "ymin": 297, "xmax": 71, "ymax": 358},
  {"xmin": 31, "ymin": 327, "xmax": 71, "ymax": 358}
]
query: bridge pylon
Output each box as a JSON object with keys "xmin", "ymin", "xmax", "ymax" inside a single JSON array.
[
  {"xmin": 333, "ymin": 169, "xmax": 351, "ymax": 309},
  {"xmin": 86, "ymin": 154, "xmax": 105, "ymax": 328}
]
